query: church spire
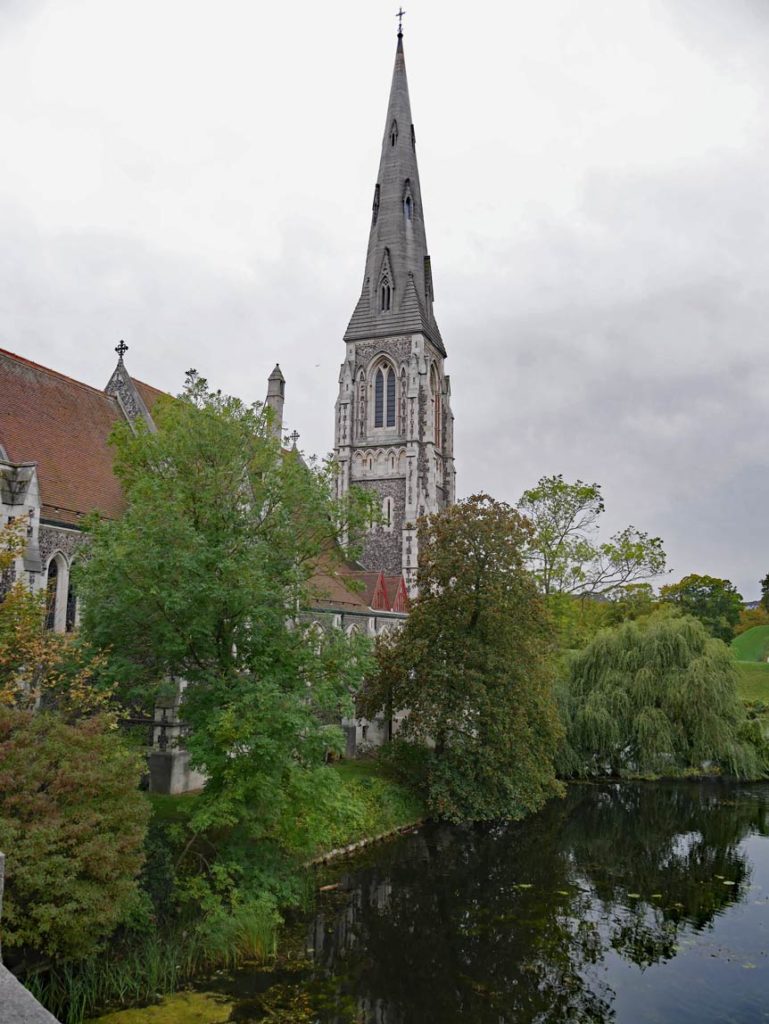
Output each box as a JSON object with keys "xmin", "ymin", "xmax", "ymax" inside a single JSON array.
[{"xmin": 344, "ymin": 25, "xmax": 445, "ymax": 356}]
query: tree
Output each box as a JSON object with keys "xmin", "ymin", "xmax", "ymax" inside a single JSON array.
[
  {"xmin": 516, "ymin": 474, "xmax": 666, "ymax": 598},
  {"xmin": 0, "ymin": 521, "xmax": 109, "ymax": 714},
  {"xmin": 659, "ymin": 574, "xmax": 743, "ymax": 643},
  {"xmin": 0, "ymin": 708, "xmax": 149, "ymax": 962},
  {"xmin": 360, "ymin": 494, "xmax": 563, "ymax": 822},
  {"xmin": 760, "ymin": 573, "xmax": 769, "ymax": 613},
  {"xmin": 76, "ymin": 372, "xmax": 374, "ymax": 860},
  {"xmin": 558, "ymin": 615, "xmax": 767, "ymax": 779}
]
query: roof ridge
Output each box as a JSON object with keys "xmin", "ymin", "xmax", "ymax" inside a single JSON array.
[{"xmin": 0, "ymin": 347, "xmax": 114, "ymax": 400}]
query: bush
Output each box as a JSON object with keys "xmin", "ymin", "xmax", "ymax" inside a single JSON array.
[{"xmin": 0, "ymin": 708, "xmax": 150, "ymax": 962}]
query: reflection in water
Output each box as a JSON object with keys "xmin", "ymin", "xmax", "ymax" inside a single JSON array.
[{"xmin": 222, "ymin": 783, "xmax": 769, "ymax": 1023}]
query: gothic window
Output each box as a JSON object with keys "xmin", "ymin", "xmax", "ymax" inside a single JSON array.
[
  {"xmin": 374, "ymin": 369, "xmax": 384, "ymax": 427},
  {"xmin": 357, "ymin": 371, "xmax": 366, "ymax": 439},
  {"xmin": 372, "ymin": 183, "xmax": 380, "ymax": 225},
  {"xmin": 386, "ymin": 368, "xmax": 396, "ymax": 427},
  {"xmin": 380, "ymin": 279, "xmax": 391, "ymax": 312},
  {"xmin": 431, "ymin": 366, "xmax": 442, "ymax": 448},
  {"xmin": 382, "ymin": 497, "xmax": 393, "ymax": 530},
  {"xmin": 390, "ymin": 119, "xmax": 398, "ymax": 146},
  {"xmin": 399, "ymin": 369, "xmax": 407, "ymax": 434},
  {"xmin": 403, "ymin": 179, "xmax": 413, "ymax": 221},
  {"xmin": 45, "ymin": 557, "xmax": 58, "ymax": 631},
  {"xmin": 45, "ymin": 553, "xmax": 68, "ymax": 633},
  {"xmin": 65, "ymin": 578, "xmax": 76, "ymax": 633}
]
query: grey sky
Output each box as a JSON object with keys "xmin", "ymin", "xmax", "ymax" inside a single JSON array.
[{"xmin": 1, "ymin": 0, "xmax": 767, "ymax": 597}]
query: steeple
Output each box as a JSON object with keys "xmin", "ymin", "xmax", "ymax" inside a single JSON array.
[{"xmin": 344, "ymin": 28, "xmax": 445, "ymax": 356}]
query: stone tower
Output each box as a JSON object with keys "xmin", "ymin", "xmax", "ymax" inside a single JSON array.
[{"xmin": 334, "ymin": 25, "xmax": 455, "ymax": 592}]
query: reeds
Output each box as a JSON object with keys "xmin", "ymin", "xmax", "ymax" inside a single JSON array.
[{"xmin": 26, "ymin": 902, "xmax": 279, "ymax": 1024}]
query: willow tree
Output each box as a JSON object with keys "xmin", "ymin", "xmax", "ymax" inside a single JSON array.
[
  {"xmin": 361, "ymin": 494, "xmax": 564, "ymax": 822},
  {"xmin": 559, "ymin": 614, "xmax": 767, "ymax": 778}
]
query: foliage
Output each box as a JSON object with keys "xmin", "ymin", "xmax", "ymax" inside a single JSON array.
[
  {"xmin": 732, "ymin": 624, "xmax": 769, "ymax": 663},
  {"xmin": 76, "ymin": 372, "xmax": 374, "ymax": 899},
  {"xmin": 761, "ymin": 573, "xmax": 769, "ymax": 613},
  {"xmin": 734, "ymin": 605, "xmax": 769, "ymax": 637},
  {"xmin": 360, "ymin": 494, "xmax": 564, "ymax": 822},
  {"xmin": 0, "ymin": 707, "xmax": 149, "ymax": 963},
  {"xmin": 558, "ymin": 615, "xmax": 768, "ymax": 779},
  {"xmin": 659, "ymin": 573, "xmax": 743, "ymax": 643},
  {"xmin": 516, "ymin": 474, "xmax": 666, "ymax": 597},
  {"xmin": 0, "ymin": 521, "xmax": 111, "ymax": 714}
]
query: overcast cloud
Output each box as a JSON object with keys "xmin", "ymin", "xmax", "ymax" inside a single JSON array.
[{"xmin": 1, "ymin": 0, "xmax": 767, "ymax": 597}]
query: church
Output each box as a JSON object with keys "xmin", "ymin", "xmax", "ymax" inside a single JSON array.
[{"xmin": 0, "ymin": 25, "xmax": 453, "ymax": 765}]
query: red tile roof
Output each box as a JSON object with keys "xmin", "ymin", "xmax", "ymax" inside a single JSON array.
[{"xmin": 0, "ymin": 348, "xmax": 154, "ymax": 525}]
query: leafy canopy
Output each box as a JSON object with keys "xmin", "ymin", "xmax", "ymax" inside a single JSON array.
[
  {"xmin": 517, "ymin": 474, "xmax": 666, "ymax": 597},
  {"xmin": 659, "ymin": 573, "xmax": 743, "ymax": 643},
  {"xmin": 360, "ymin": 494, "xmax": 564, "ymax": 822},
  {"xmin": 0, "ymin": 708, "xmax": 149, "ymax": 962},
  {"xmin": 77, "ymin": 372, "xmax": 374, "ymax": 854},
  {"xmin": 558, "ymin": 614, "xmax": 767, "ymax": 779},
  {"xmin": 0, "ymin": 521, "xmax": 110, "ymax": 714}
]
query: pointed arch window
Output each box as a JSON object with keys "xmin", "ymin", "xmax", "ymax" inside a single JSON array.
[
  {"xmin": 431, "ymin": 366, "xmax": 442, "ymax": 448},
  {"xmin": 390, "ymin": 119, "xmax": 398, "ymax": 146},
  {"xmin": 404, "ymin": 195, "xmax": 412, "ymax": 220},
  {"xmin": 45, "ymin": 557, "xmax": 58, "ymax": 631},
  {"xmin": 386, "ymin": 368, "xmax": 396, "ymax": 427},
  {"xmin": 380, "ymin": 279, "xmax": 391, "ymax": 312},
  {"xmin": 375, "ymin": 369, "xmax": 384, "ymax": 427}
]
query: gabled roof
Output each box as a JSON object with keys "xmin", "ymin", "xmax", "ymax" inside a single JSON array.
[
  {"xmin": 383, "ymin": 574, "xmax": 409, "ymax": 613},
  {"xmin": 0, "ymin": 348, "xmax": 130, "ymax": 525}
]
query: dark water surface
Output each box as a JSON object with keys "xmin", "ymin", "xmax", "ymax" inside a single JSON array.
[{"xmin": 210, "ymin": 782, "xmax": 769, "ymax": 1023}]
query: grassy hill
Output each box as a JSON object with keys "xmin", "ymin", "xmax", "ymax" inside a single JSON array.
[
  {"xmin": 735, "ymin": 661, "xmax": 769, "ymax": 702},
  {"xmin": 732, "ymin": 625, "xmax": 769, "ymax": 663}
]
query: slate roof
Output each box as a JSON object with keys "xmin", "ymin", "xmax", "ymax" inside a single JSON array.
[{"xmin": 344, "ymin": 275, "xmax": 445, "ymax": 354}]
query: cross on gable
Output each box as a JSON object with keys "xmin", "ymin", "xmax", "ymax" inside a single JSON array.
[
  {"xmin": 115, "ymin": 340, "xmax": 128, "ymax": 360},
  {"xmin": 288, "ymin": 430, "xmax": 300, "ymax": 449}
]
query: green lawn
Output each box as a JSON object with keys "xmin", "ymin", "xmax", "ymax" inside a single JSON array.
[
  {"xmin": 735, "ymin": 661, "xmax": 769, "ymax": 702},
  {"xmin": 732, "ymin": 625, "xmax": 769, "ymax": 663}
]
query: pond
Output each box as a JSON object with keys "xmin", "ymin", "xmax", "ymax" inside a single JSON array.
[{"xmin": 162, "ymin": 782, "xmax": 769, "ymax": 1022}]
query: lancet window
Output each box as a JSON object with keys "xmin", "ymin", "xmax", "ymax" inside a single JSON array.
[{"xmin": 373, "ymin": 364, "xmax": 397, "ymax": 428}]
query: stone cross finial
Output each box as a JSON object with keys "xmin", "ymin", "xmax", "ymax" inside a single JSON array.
[
  {"xmin": 115, "ymin": 340, "xmax": 129, "ymax": 360},
  {"xmin": 396, "ymin": 6, "xmax": 406, "ymax": 33},
  {"xmin": 288, "ymin": 430, "xmax": 300, "ymax": 449}
]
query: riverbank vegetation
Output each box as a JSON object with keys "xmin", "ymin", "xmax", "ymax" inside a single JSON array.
[
  {"xmin": 3, "ymin": 388, "xmax": 769, "ymax": 1023},
  {"xmin": 360, "ymin": 495, "xmax": 564, "ymax": 822}
]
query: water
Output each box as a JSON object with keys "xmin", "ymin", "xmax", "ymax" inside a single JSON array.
[{"xmin": 207, "ymin": 782, "xmax": 769, "ymax": 1023}]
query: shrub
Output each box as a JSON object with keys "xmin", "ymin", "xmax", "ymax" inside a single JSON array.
[{"xmin": 0, "ymin": 708, "xmax": 150, "ymax": 962}]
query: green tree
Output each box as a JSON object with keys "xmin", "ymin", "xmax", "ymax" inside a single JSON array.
[
  {"xmin": 760, "ymin": 573, "xmax": 769, "ymax": 613},
  {"xmin": 516, "ymin": 474, "xmax": 666, "ymax": 597},
  {"xmin": 558, "ymin": 615, "xmax": 767, "ymax": 779},
  {"xmin": 659, "ymin": 573, "xmax": 743, "ymax": 643},
  {"xmin": 76, "ymin": 373, "xmax": 374, "ymax": 871},
  {"xmin": 360, "ymin": 494, "xmax": 563, "ymax": 822},
  {"xmin": 0, "ymin": 708, "xmax": 149, "ymax": 962}
]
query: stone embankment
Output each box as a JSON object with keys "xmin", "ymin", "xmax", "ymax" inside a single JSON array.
[{"xmin": 306, "ymin": 820, "xmax": 424, "ymax": 868}]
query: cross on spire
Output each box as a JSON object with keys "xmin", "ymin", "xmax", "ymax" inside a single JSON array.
[
  {"xmin": 115, "ymin": 340, "xmax": 128, "ymax": 360},
  {"xmin": 396, "ymin": 7, "xmax": 405, "ymax": 35}
]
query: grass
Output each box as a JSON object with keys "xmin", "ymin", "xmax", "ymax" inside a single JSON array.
[
  {"xmin": 735, "ymin": 661, "xmax": 769, "ymax": 702},
  {"xmin": 732, "ymin": 625, "xmax": 769, "ymax": 663}
]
